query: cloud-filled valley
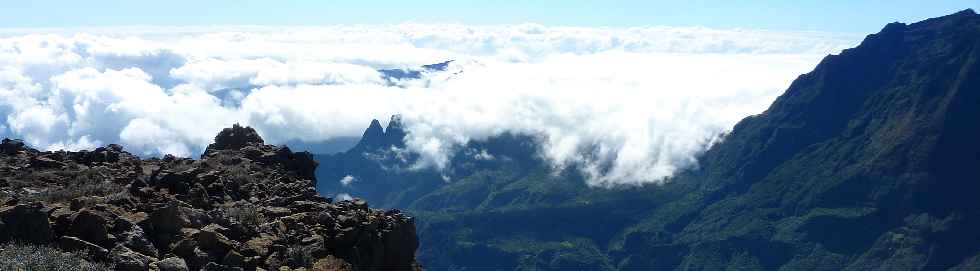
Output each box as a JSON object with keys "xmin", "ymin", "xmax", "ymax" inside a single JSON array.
[{"xmin": 0, "ymin": 25, "xmax": 860, "ymax": 185}]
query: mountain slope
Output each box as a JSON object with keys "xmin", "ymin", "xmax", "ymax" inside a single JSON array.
[
  {"xmin": 616, "ymin": 9, "xmax": 980, "ymax": 270},
  {"xmin": 316, "ymin": 10, "xmax": 980, "ymax": 270}
]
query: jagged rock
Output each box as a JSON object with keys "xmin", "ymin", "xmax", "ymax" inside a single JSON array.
[
  {"xmin": 49, "ymin": 206, "xmax": 75, "ymax": 237},
  {"xmin": 185, "ymin": 248, "xmax": 212, "ymax": 271},
  {"xmin": 198, "ymin": 224, "xmax": 236, "ymax": 252},
  {"xmin": 110, "ymin": 244, "xmax": 156, "ymax": 271},
  {"xmin": 150, "ymin": 257, "xmax": 189, "ymax": 271},
  {"xmin": 130, "ymin": 178, "xmax": 148, "ymax": 194},
  {"xmin": 0, "ymin": 203, "xmax": 53, "ymax": 244},
  {"xmin": 170, "ymin": 236, "xmax": 204, "ymax": 269},
  {"xmin": 223, "ymin": 250, "xmax": 245, "ymax": 268},
  {"xmin": 149, "ymin": 204, "xmax": 189, "ymax": 234},
  {"xmin": 316, "ymin": 211, "xmax": 335, "ymax": 225},
  {"xmin": 114, "ymin": 216, "xmax": 159, "ymax": 258},
  {"xmin": 189, "ymin": 183, "xmax": 211, "ymax": 209},
  {"xmin": 183, "ymin": 207, "xmax": 211, "ymax": 228},
  {"xmin": 155, "ymin": 170, "xmax": 194, "ymax": 194}
]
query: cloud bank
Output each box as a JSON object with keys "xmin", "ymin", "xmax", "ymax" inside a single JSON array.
[{"xmin": 0, "ymin": 25, "xmax": 859, "ymax": 185}]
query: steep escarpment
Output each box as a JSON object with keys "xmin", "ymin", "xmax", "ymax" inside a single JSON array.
[
  {"xmin": 0, "ymin": 124, "xmax": 421, "ymax": 271},
  {"xmin": 619, "ymin": 9, "xmax": 980, "ymax": 270}
]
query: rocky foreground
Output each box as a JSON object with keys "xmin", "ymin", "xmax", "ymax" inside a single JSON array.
[{"xmin": 0, "ymin": 124, "xmax": 421, "ymax": 271}]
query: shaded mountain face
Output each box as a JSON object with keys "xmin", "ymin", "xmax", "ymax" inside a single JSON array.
[
  {"xmin": 316, "ymin": 10, "xmax": 980, "ymax": 271},
  {"xmin": 379, "ymin": 60, "xmax": 455, "ymax": 85},
  {"xmin": 1, "ymin": 125, "xmax": 421, "ymax": 271}
]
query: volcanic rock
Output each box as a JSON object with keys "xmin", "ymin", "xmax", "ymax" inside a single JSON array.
[
  {"xmin": 151, "ymin": 257, "xmax": 190, "ymax": 271},
  {"xmin": 0, "ymin": 124, "xmax": 420, "ymax": 271},
  {"xmin": 206, "ymin": 124, "xmax": 264, "ymax": 152},
  {"xmin": 0, "ymin": 202, "xmax": 53, "ymax": 244}
]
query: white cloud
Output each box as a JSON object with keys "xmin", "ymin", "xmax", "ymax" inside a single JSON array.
[
  {"xmin": 0, "ymin": 25, "xmax": 860, "ymax": 185},
  {"xmin": 339, "ymin": 175, "xmax": 357, "ymax": 187}
]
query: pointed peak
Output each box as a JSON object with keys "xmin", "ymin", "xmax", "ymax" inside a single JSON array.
[
  {"xmin": 368, "ymin": 119, "xmax": 383, "ymax": 131},
  {"xmin": 386, "ymin": 115, "xmax": 404, "ymax": 133},
  {"xmin": 385, "ymin": 115, "xmax": 408, "ymax": 148},
  {"xmin": 363, "ymin": 119, "xmax": 385, "ymax": 140},
  {"xmin": 351, "ymin": 116, "xmax": 408, "ymax": 152},
  {"xmin": 355, "ymin": 119, "xmax": 386, "ymax": 150}
]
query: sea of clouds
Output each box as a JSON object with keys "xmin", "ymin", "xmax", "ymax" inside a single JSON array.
[{"xmin": 0, "ymin": 24, "xmax": 860, "ymax": 185}]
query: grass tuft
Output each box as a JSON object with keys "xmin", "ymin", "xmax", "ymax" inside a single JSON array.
[{"xmin": 223, "ymin": 202, "xmax": 266, "ymax": 229}]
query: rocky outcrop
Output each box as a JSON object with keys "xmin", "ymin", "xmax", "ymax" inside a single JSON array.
[
  {"xmin": 0, "ymin": 125, "xmax": 421, "ymax": 271},
  {"xmin": 205, "ymin": 124, "xmax": 265, "ymax": 153}
]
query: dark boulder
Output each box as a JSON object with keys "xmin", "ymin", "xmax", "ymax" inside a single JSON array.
[
  {"xmin": 149, "ymin": 204, "xmax": 189, "ymax": 234},
  {"xmin": 110, "ymin": 244, "xmax": 156, "ymax": 271},
  {"xmin": 0, "ymin": 203, "xmax": 53, "ymax": 244},
  {"xmin": 70, "ymin": 209, "xmax": 111, "ymax": 246},
  {"xmin": 0, "ymin": 138, "xmax": 25, "ymax": 155},
  {"xmin": 150, "ymin": 257, "xmax": 190, "ymax": 271}
]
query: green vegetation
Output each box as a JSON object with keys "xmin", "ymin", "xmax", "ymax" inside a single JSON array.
[
  {"xmin": 222, "ymin": 202, "xmax": 266, "ymax": 228},
  {"xmin": 8, "ymin": 166, "xmax": 128, "ymax": 204},
  {"xmin": 0, "ymin": 243, "xmax": 113, "ymax": 271}
]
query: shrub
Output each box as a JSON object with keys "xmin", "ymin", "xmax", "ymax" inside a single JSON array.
[
  {"xmin": 23, "ymin": 167, "xmax": 128, "ymax": 204},
  {"xmin": 0, "ymin": 242, "xmax": 113, "ymax": 271},
  {"xmin": 223, "ymin": 202, "xmax": 266, "ymax": 229},
  {"xmin": 286, "ymin": 244, "xmax": 315, "ymax": 267}
]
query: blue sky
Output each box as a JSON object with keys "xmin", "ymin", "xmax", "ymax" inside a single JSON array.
[{"xmin": 2, "ymin": 1, "xmax": 977, "ymax": 33}]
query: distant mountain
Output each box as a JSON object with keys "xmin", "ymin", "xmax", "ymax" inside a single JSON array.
[
  {"xmin": 316, "ymin": 10, "xmax": 980, "ymax": 270},
  {"xmin": 378, "ymin": 60, "xmax": 456, "ymax": 86},
  {"xmin": 316, "ymin": 115, "xmax": 445, "ymax": 208}
]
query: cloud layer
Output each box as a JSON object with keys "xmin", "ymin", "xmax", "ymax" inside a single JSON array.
[{"xmin": 0, "ymin": 25, "xmax": 859, "ymax": 185}]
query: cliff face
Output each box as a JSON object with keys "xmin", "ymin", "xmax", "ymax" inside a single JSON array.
[
  {"xmin": 0, "ymin": 124, "xmax": 421, "ymax": 271},
  {"xmin": 612, "ymin": 9, "xmax": 980, "ymax": 270}
]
